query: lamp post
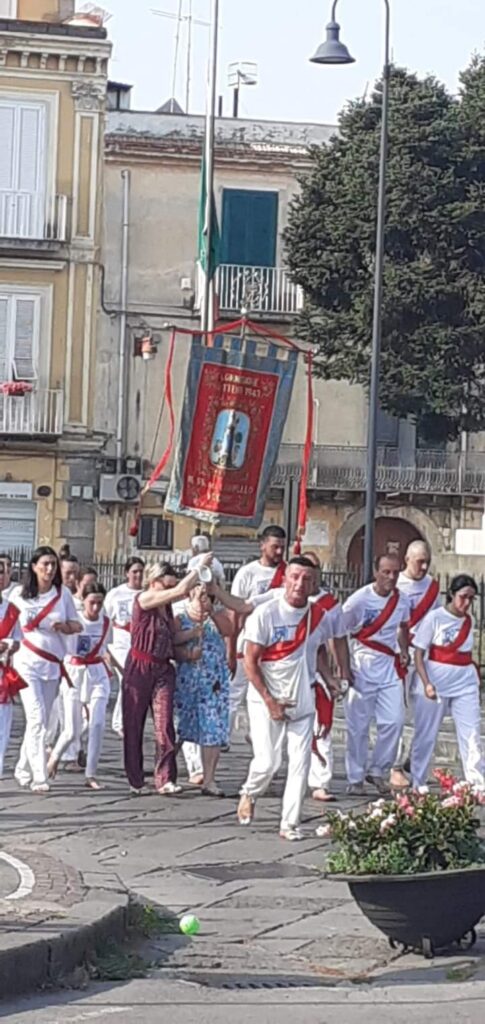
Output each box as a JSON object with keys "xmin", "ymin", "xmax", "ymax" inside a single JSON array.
[{"xmin": 311, "ymin": 0, "xmax": 391, "ymax": 581}]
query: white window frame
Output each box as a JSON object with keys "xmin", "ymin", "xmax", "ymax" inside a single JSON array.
[
  {"xmin": 0, "ymin": 1, "xmax": 18, "ymax": 18},
  {"xmin": 0, "ymin": 89, "xmax": 59, "ymax": 212},
  {"xmin": 0, "ymin": 284, "xmax": 52, "ymax": 386}
]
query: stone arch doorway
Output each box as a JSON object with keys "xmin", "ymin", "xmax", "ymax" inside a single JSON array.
[{"xmin": 347, "ymin": 517, "xmax": 423, "ymax": 570}]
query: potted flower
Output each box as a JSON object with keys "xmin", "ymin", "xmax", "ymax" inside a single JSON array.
[
  {"xmin": 320, "ymin": 770, "xmax": 485, "ymax": 957},
  {"xmin": 0, "ymin": 381, "xmax": 33, "ymax": 398}
]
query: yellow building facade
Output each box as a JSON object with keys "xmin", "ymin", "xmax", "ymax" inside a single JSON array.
[{"xmin": 0, "ymin": 0, "xmax": 110, "ymax": 559}]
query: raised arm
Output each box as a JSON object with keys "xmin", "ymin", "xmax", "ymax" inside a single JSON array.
[{"xmin": 138, "ymin": 570, "xmax": 200, "ymax": 610}]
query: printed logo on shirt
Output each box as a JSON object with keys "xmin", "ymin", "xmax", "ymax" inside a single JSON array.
[
  {"xmin": 256, "ymin": 581, "xmax": 270, "ymax": 595},
  {"xmin": 271, "ymin": 625, "xmax": 289, "ymax": 643},
  {"xmin": 26, "ymin": 611, "xmax": 37, "ymax": 625},
  {"xmin": 76, "ymin": 635, "xmax": 92, "ymax": 656},
  {"xmin": 363, "ymin": 609, "xmax": 379, "ymax": 627},
  {"xmin": 442, "ymin": 624, "xmax": 461, "ymax": 645},
  {"xmin": 117, "ymin": 601, "xmax": 130, "ymax": 622}
]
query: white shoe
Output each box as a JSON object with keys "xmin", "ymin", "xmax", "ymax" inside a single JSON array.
[
  {"xmin": 157, "ymin": 782, "xmax": 183, "ymax": 796},
  {"xmin": 31, "ymin": 782, "xmax": 50, "ymax": 794},
  {"xmin": 280, "ymin": 826, "xmax": 304, "ymax": 842}
]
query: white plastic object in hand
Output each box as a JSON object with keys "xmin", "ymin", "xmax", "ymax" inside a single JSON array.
[{"xmin": 197, "ymin": 565, "xmax": 213, "ymax": 584}]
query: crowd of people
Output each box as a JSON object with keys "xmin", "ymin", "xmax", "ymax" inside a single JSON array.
[{"xmin": 0, "ymin": 529, "xmax": 483, "ymax": 841}]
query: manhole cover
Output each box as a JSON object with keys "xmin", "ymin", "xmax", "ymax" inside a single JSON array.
[{"xmin": 186, "ymin": 862, "xmax": 318, "ymax": 882}]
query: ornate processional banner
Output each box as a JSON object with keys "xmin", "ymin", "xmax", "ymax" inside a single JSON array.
[{"xmin": 165, "ymin": 334, "xmax": 298, "ymax": 528}]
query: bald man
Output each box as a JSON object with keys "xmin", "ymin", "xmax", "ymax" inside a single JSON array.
[{"xmin": 390, "ymin": 540, "xmax": 441, "ymax": 791}]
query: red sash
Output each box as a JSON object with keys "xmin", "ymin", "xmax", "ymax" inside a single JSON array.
[
  {"xmin": 113, "ymin": 621, "xmax": 131, "ymax": 633},
  {"xmin": 355, "ymin": 590, "xmax": 406, "ymax": 681},
  {"xmin": 408, "ymin": 578, "xmax": 440, "ymax": 632},
  {"xmin": 0, "ymin": 663, "xmax": 27, "ymax": 703},
  {"xmin": 21, "ymin": 638, "xmax": 73, "ymax": 688},
  {"xmin": 131, "ymin": 647, "xmax": 170, "ymax": 668},
  {"xmin": 429, "ymin": 615, "xmax": 479, "ymax": 680},
  {"xmin": 261, "ymin": 602, "xmax": 327, "ymax": 663},
  {"xmin": 23, "ymin": 589, "xmax": 62, "ymax": 633},
  {"xmin": 70, "ymin": 616, "xmax": 110, "ymax": 671},
  {"xmin": 269, "ymin": 561, "xmax": 287, "ymax": 589}
]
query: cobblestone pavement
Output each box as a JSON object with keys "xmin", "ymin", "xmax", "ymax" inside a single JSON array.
[{"xmin": 1, "ymin": 703, "xmax": 485, "ymax": 1019}]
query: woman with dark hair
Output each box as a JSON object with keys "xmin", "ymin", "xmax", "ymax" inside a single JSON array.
[
  {"xmin": 105, "ymin": 556, "xmax": 145, "ymax": 738},
  {"xmin": 0, "ymin": 546, "xmax": 81, "ymax": 793},
  {"xmin": 48, "ymin": 582, "xmax": 111, "ymax": 790},
  {"xmin": 123, "ymin": 561, "xmax": 204, "ymax": 795},
  {"xmin": 413, "ymin": 574, "xmax": 484, "ymax": 791}
]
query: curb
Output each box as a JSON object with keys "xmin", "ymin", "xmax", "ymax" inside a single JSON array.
[{"xmin": 0, "ymin": 890, "xmax": 130, "ymax": 1000}]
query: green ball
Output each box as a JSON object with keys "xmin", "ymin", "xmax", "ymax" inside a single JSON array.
[{"xmin": 179, "ymin": 913, "xmax": 200, "ymax": 936}]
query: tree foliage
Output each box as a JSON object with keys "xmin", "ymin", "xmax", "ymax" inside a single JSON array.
[{"xmin": 284, "ymin": 60, "xmax": 485, "ymax": 442}]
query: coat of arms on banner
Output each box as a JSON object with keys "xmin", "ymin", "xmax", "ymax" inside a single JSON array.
[{"xmin": 165, "ymin": 334, "xmax": 298, "ymax": 528}]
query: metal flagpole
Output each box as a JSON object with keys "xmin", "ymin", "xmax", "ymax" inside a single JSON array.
[{"xmin": 201, "ymin": 0, "xmax": 219, "ymax": 335}]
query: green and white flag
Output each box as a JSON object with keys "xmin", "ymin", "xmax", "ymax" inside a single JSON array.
[{"xmin": 198, "ymin": 155, "xmax": 221, "ymax": 282}]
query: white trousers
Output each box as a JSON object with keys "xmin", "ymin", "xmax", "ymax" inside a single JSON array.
[
  {"xmin": 242, "ymin": 701, "xmax": 313, "ymax": 829},
  {"xmin": 15, "ymin": 676, "xmax": 59, "ymax": 787},
  {"xmin": 411, "ymin": 687, "xmax": 485, "ymax": 789},
  {"xmin": 51, "ymin": 681, "xmax": 108, "ymax": 778},
  {"xmin": 45, "ymin": 695, "xmax": 60, "ymax": 748},
  {"xmin": 111, "ymin": 669, "xmax": 123, "ymax": 735},
  {"xmin": 182, "ymin": 742, "xmax": 203, "ymax": 777},
  {"xmin": 229, "ymin": 659, "xmax": 248, "ymax": 736},
  {"xmin": 408, "ymin": 679, "xmax": 444, "ymax": 788},
  {"xmin": 308, "ymin": 731, "xmax": 333, "ymax": 790},
  {"xmin": 345, "ymin": 680, "xmax": 405, "ymax": 785},
  {"xmin": 0, "ymin": 703, "xmax": 13, "ymax": 776}
]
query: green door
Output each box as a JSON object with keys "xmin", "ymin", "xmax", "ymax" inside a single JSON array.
[{"xmin": 221, "ymin": 189, "xmax": 278, "ymax": 267}]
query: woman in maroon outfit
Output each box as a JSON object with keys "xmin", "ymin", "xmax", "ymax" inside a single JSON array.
[{"xmin": 122, "ymin": 561, "xmax": 203, "ymax": 795}]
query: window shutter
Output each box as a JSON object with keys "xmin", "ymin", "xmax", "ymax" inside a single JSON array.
[
  {"xmin": 0, "ymin": 298, "xmax": 8, "ymax": 381},
  {"xmin": 13, "ymin": 297, "xmax": 38, "ymax": 380},
  {"xmin": 138, "ymin": 517, "xmax": 154, "ymax": 548},
  {"xmin": 17, "ymin": 105, "xmax": 44, "ymax": 194},
  {"xmin": 156, "ymin": 518, "xmax": 173, "ymax": 550},
  {"xmin": 221, "ymin": 189, "xmax": 278, "ymax": 267},
  {"xmin": 0, "ymin": 103, "xmax": 15, "ymax": 191},
  {"xmin": 0, "ymin": 1, "xmax": 17, "ymax": 18}
]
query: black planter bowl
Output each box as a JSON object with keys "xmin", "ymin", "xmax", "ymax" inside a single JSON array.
[{"xmin": 334, "ymin": 866, "xmax": 485, "ymax": 958}]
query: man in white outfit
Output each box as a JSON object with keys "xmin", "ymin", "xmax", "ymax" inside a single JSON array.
[
  {"xmin": 229, "ymin": 525, "xmax": 286, "ymax": 737},
  {"xmin": 237, "ymin": 557, "xmax": 339, "ymax": 841},
  {"xmin": 343, "ymin": 554, "xmax": 410, "ymax": 796},
  {"xmin": 187, "ymin": 535, "xmax": 225, "ymax": 586},
  {"xmin": 390, "ymin": 540, "xmax": 441, "ymax": 790}
]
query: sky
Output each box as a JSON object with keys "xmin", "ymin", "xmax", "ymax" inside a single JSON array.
[{"xmin": 101, "ymin": 0, "xmax": 485, "ymax": 124}]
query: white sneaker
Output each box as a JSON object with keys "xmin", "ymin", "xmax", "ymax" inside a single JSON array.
[
  {"xmin": 279, "ymin": 826, "xmax": 304, "ymax": 842},
  {"xmin": 157, "ymin": 782, "xmax": 183, "ymax": 796}
]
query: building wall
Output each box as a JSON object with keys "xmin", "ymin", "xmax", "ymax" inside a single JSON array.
[{"xmin": 0, "ymin": 10, "xmax": 110, "ymax": 561}]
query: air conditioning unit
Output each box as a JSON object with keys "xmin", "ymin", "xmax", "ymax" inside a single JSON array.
[{"xmin": 99, "ymin": 474, "xmax": 142, "ymax": 504}]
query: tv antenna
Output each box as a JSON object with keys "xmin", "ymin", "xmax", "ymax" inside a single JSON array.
[
  {"xmin": 152, "ymin": 3, "xmax": 210, "ymax": 113},
  {"xmin": 228, "ymin": 61, "xmax": 258, "ymax": 117}
]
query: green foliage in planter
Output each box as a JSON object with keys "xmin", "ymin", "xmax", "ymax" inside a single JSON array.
[{"xmin": 323, "ymin": 771, "xmax": 485, "ymax": 876}]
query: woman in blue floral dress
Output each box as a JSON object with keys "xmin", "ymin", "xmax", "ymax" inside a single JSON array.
[{"xmin": 175, "ymin": 583, "xmax": 232, "ymax": 797}]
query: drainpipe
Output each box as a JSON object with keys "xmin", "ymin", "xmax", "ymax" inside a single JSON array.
[{"xmin": 116, "ymin": 169, "xmax": 130, "ymax": 464}]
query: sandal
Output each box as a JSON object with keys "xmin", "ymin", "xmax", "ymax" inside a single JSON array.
[
  {"xmin": 201, "ymin": 784, "xmax": 225, "ymax": 798},
  {"xmin": 85, "ymin": 778, "xmax": 103, "ymax": 791},
  {"xmin": 157, "ymin": 782, "xmax": 183, "ymax": 796}
]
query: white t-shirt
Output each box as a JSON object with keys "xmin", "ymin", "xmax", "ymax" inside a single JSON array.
[
  {"xmin": 413, "ymin": 607, "xmax": 477, "ymax": 697},
  {"xmin": 342, "ymin": 584, "xmax": 410, "ymax": 687},
  {"xmin": 104, "ymin": 583, "xmax": 139, "ymax": 666},
  {"xmin": 243, "ymin": 595, "xmax": 333, "ymax": 719},
  {"xmin": 232, "ymin": 560, "xmax": 283, "ymax": 654},
  {"xmin": 9, "ymin": 584, "xmax": 78, "ymax": 681},
  {"xmin": 251, "ymin": 586, "xmax": 346, "ymax": 640},
  {"xmin": 398, "ymin": 572, "xmax": 441, "ymax": 620}
]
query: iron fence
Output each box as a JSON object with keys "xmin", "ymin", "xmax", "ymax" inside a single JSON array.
[{"xmin": 3, "ymin": 548, "xmax": 485, "ymax": 671}]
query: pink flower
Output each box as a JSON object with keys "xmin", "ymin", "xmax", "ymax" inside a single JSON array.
[
  {"xmin": 402, "ymin": 806, "xmax": 415, "ymax": 818},
  {"xmin": 433, "ymin": 769, "xmax": 458, "ymax": 793},
  {"xmin": 316, "ymin": 824, "xmax": 332, "ymax": 838},
  {"xmin": 397, "ymin": 794, "xmax": 411, "ymax": 810},
  {"xmin": 369, "ymin": 807, "xmax": 385, "ymax": 820},
  {"xmin": 442, "ymin": 795, "xmax": 462, "ymax": 809}
]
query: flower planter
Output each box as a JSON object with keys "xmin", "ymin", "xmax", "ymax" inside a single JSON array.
[{"xmin": 337, "ymin": 865, "xmax": 485, "ymax": 957}]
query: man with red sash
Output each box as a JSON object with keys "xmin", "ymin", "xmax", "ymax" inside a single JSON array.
[
  {"xmin": 237, "ymin": 557, "xmax": 338, "ymax": 841},
  {"xmin": 342, "ymin": 554, "xmax": 410, "ymax": 796},
  {"xmin": 390, "ymin": 540, "xmax": 441, "ymax": 790},
  {"xmin": 228, "ymin": 525, "xmax": 287, "ymax": 738}
]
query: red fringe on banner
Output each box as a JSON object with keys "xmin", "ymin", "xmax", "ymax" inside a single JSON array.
[{"xmin": 129, "ymin": 318, "xmax": 314, "ymax": 548}]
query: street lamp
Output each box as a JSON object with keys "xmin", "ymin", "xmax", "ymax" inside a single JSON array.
[{"xmin": 311, "ymin": 0, "xmax": 391, "ymax": 582}]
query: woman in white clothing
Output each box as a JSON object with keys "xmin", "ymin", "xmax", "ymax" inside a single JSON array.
[
  {"xmin": 48, "ymin": 582, "xmax": 111, "ymax": 790},
  {"xmin": 0, "ymin": 547, "xmax": 81, "ymax": 793},
  {"xmin": 0, "ymin": 553, "xmax": 20, "ymax": 776},
  {"xmin": 413, "ymin": 574, "xmax": 484, "ymax": 791}
]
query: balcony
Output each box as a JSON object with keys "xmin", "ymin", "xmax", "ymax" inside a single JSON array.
[
  {"xmin": 0, "ymin": 193, "xmax": 68, "ymax": 243},
  {"xmin": 0, "ymin": 389, "xmax": 64, "ymax": 437},
  {"xmin": 272, "ymin": 444, "xmax": 485, "ymax": 496},
  {"xmin": 194, "ymin": 263, "xmax": 303, "ymax": 318}
]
